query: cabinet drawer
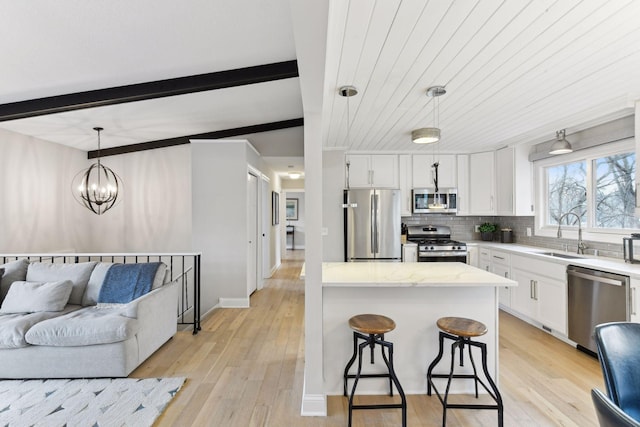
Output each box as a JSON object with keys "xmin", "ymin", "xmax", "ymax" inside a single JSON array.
[
  {"xmin": 491, "ymin": 251, "xmax": 510, "ymax": 266},
  {"xmin": 511, "ymin": 254, "xmax": 566, "ymax": 279}
]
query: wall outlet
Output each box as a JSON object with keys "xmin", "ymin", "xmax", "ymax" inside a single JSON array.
[
  {"xmin": 526, "ymin": 227, "xmax": 532, "ymax": 237},
  {"xmin": 474, "ymin": 225, "xmax": 480, "ymax": 232}
]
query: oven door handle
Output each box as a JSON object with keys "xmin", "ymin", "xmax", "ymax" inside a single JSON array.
[{"xmin": 419, "ymin": 251, "xmax": 467, "ymax": 257}]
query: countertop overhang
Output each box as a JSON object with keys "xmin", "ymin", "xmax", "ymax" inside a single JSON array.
[{"xmin": 303, "ymin": 262, "xmax": 517, "ymax": 288}]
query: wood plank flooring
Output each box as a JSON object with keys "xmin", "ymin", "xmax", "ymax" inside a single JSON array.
[{"xmin": 132, "ymin": 251, "xmax": 605, "ymax": 426}]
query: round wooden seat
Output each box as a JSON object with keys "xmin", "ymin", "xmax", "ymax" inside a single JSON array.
[
  {"xmin": 348, "ymin": 314, "xmax": 396, "ymax": 335},
  {"xmin": 436, "ymin": 316, "xmax": 487, "ymax": 338}
]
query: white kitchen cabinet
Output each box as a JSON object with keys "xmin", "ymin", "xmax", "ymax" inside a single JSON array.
[
  {"xmin": 469, "ymin": 151, "xmax": 495, "ymax": 215},
  {"xmin": 496, "ymin": 146, "xmax": 533, "ymax": 216},
  {"xmin": 346, "ymin": 154, "xmax": 398, "ymax": 188},
  {"xmin": 412, "ymin": 154, "xmax": 456, "ymax": 189},
  {"xmin": 491, "ymin": 250, "xmax": 511, "ymax": 308},
  {"xmin": 479, "ymin": 247, "xmax": 491, "ymax": 272},
  {"xmin": 398, "ymin": 154, "xmax": 413, "ymax": 216},
  {"xmin": 456, "ymin": 154, "xmax": 469, "ymax": 215},
  {"xmin": 466, "ymin": 245, "xmax": 478, "ymax": 267},
  {"xmin": 510, "ymin": 255, "xmax": 567, "ymax": 335},
  {"xmin": 402, "ymin": 243, "xmax": 417, "ymax": 262},
  {"xmin": 631, "ymin": 278, "xmax": 640, "ymax": 322}
]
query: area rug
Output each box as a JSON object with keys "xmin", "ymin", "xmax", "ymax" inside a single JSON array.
[{"xmin": 0, "ymin": 377, "xmax": 185, "ymax": 427}]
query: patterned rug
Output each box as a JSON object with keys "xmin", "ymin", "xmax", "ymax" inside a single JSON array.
[{"xmin": 0, "ymin": 377, "xmax": 185, "ymax": 427}]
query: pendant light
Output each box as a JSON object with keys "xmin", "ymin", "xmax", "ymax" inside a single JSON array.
[
  {"xmin": 412, "ymin": 85, "xmax": 446, "ymax": 144},
  {"xmin": 71, "ymin": 127, "xmax": 122, "ymax": 215},
  {"xmin": 340, "ymin": 85, "xmax": 358, "ymax": 190},
  {"xmin": 549, "ymin": 129, "xmax": 573, "ymax": 155}
]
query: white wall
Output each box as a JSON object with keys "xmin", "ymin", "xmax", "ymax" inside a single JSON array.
[
  {"xmin": 0, "ymin": 128, "xmax": 92, "ymax": 253},
  {"xmin": 323, "ymin": 150, "xmax": 345, "ymax": 261},
  {"xmin": 81, "ymin": 145, "xmax": 192, "ymax": 253}
]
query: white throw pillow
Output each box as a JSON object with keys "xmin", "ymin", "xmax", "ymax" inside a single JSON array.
[
  {"xmin": 26, "ymin": 262, "xmax": 96, "ymax": 306},
  {"xmin": 0, "ymin": 280, "xmax": 73, "ymax": 314},
  {"xmin": 82, "ymin": 262, "xmax": 114, "ymax": 306}
]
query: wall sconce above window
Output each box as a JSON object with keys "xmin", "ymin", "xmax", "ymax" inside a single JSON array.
[{"xmin": 549, "ymin": 129, "xmax": 573, "ymax": 155}]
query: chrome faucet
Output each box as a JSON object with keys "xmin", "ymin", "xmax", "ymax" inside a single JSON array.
[{"xmin": 557, "ymin": 211, "xmax": 587, "ymax": 254}]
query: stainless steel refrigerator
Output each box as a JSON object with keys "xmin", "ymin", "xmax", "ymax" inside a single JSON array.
[{"xmin": 344, "ymin": 189, "xmax": 401, "ymax": 262}]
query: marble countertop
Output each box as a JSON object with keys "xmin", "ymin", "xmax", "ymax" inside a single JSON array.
[
  {"xmin": 312, "ymin": 262, "xmax": 517, "ymax": 288},
  {"xmin": 467, "ymin": 241, "xmax": 640, "ymax": 278}
]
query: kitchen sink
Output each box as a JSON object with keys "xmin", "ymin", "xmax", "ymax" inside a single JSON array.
[{"xmin": 536, "ymin": 251, "xmax": 584, "ymax": 259}]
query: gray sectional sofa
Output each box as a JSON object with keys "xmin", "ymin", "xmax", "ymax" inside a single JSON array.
[{"xmin": 0, "ymin": 258, "xmax": 179, "ymax": 378}]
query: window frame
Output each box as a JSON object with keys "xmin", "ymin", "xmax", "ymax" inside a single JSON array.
[{"xmin": 534, "ymin": 137, "xmax": 636, "ymax": 244}]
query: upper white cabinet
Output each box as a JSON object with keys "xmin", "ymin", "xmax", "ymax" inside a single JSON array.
[
  {"xmin": 412, "ymin": 154, "xmax": 456, "ymax": 188},
  {"xmin": 469, "ymin": 151, "xmax": 496, "ymax": 215},
  {"xmin": 456, "ymin": 154, "xmax": 469, "ymax": 215},
  {"xmin": 496, "ymin": 146, "xmax": 533, "ymax": 216},
  {"xmin": 398, "ymin": 155, "xmax": 412, "ymax": 216},
  {"xmin": 346, "ymin": 154, "xmax": 398, "ymax": 188}
]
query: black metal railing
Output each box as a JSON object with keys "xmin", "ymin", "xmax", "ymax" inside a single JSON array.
[{"xmin": 0, "ymin": 252, "xmax": 201, "ymax": 334}]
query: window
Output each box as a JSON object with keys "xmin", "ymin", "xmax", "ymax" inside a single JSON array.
[{"xmin": 537, "ymin": 139, "xmax": 639, "ymax": 241}]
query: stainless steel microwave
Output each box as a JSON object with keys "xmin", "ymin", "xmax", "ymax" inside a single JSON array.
[{"xmin": 412, "ymin": 188, "xmax": 457, "ymax": 214}]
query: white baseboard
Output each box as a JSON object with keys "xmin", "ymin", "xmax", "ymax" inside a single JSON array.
[
  {"xmin": 219, "ymin": 297, "xmax": 250, "ymax": 308},
  {"xmin": 301, "ymin": 380, "xmax": 327, "ymax": 416}
]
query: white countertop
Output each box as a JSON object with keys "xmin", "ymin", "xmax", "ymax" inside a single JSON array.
[
  {"xmin": 313, "ymin": 261, "xmax": 516, "ymax": 288},
  {"xmin": 467, "ymin": 241, "xmax": 640, "ymax": 278}
]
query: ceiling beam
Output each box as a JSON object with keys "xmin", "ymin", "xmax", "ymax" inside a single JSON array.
[
  {"xmin": 88, "ymin": 117, "xmax": 304, "ymax": 159},
  {"xmin": 0, "ymin": 60, "xmax": 299, "ymax": 122}
]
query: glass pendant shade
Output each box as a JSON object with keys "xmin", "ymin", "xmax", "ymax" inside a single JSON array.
[
  {"xmin": 412, "ymin": 127, "xmax": 440, "ymax": 144},
  {"xmin": 72, "ymin": 127, "xmax": 121, "ymax": 215}
]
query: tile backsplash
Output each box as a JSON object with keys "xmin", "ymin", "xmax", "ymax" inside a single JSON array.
[{"xmin": 401, "ymin": 214, "xmax": 625, "ymax": 259}]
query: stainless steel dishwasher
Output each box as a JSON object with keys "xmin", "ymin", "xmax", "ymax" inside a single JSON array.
[{"xmin": 567, "ymin": 265, "xmax": 629, "ymax": 355}]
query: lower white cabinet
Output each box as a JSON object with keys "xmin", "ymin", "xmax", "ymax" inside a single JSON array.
[
  {"xmin": 402, "ymin": 243, "xmax": 417, "ymax": 262},
  {"xmin": 491, "ymin": 250, "xmax": 511, "ymax": 308},
  {"xmin": 510, "ymin": 256, "xmax": 567, "ymax": 335},
  {"xmin": 631, "ymin": 278, "xmax": 640, "ymax": 322},
  {"xmin": 479, "ymin": 247, "xmax": 491, "ymax": 272}
]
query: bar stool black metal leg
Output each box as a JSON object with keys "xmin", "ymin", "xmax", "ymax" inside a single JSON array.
[
  {"xmin": 379, "ymin": 335, "xmax": 395, "ymax": 396},
  {"xmin": 343, "ymin": 331, "xmax": 359, "ymax": 396},
  {"xmin": 427, "ymin": 331, "xmax": 446, "ymax": 396},
  {"xmin": 442, "ymin": 339, "xmax": 461, "ymax": 427},
  {"xmin": 466, "ymin": 337, "xmax": 480, "ymax": 398},
  {"xmin": 479, "ymin": 341, "xmax": 504, "ymax": 427},
  {"xmin": 348, "ymin": 339, "xmax": 369, "ymax": 427},
  {"xmin": 384, "ymin": 340, "xmax": 407, "ymax": 427}
]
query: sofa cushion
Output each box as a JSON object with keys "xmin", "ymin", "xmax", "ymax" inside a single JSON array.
[
  {"xmin": 82, "ymin": 262, "xmax": 114, "ymax": 306},
  {"xmin": 152, "ymin": 263, "xmax": 168, "ymax": 290},
  {"xmin": 0, "ymin": 280, "xmax": 73, "ymax": 314},
  {"xmin": 25, "ymin": 307, "xmax": 139, "ymax": 347},
  {"xmin": 0, "ymin": 259, "xmax": 29, "ymax": 301},
  {"xmin": 0, "ymin": 305, "xmax": 81, "ymax": 348},
  {"xmin": 98, "ymin": 262, "xmax": 162, "ymax": 304},
  {"xmin": 26, "ymin": 262, "xmax": 97, "ymax": 306}
]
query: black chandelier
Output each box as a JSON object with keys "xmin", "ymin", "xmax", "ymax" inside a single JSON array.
[{"xmin": 72, "ymin": 127, "xmax": 121, "ymax": 215}]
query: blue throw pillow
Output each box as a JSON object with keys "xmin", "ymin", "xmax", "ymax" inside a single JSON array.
[{"xmin": 97, "ymin": 262, "xmax": 161, "ymax": 304}]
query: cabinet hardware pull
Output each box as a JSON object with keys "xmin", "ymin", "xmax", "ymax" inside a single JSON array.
[
  {"xmin": 632, "ymin": 287, "xmax": 637, "ymax": 316},
  {"xmin": 530, "ymin": 280, "xmax": 534, "ymax": 299},
  {"xmin": 493, "ymin": 255, "xmax": 504, "ymax": 260},
  {"xmin": 534, "ymin": 280, "xmax": 538, "ymax": 301}
]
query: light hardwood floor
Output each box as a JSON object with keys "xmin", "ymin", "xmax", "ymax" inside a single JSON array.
[{"xmin": 133, "ymin": 251, "xmax": 604, "ymax": 426}]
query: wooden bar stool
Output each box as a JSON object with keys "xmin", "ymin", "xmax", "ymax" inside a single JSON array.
[
  {"xmin": 426, "ymin": 316, "xmax": 503, "ymax": 427},
  {"xmin": 343, "ymin": 314, "xmax": 407, "ymax": 427}
]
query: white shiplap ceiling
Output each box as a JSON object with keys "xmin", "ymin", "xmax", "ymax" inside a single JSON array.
[{"xmin": 323, "ymin": 0, "xmax": 640, "ymax": 153}]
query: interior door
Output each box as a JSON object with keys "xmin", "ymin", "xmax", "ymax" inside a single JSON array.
[{"xmin": 247, "ymin": 173, "xmax": 258, "ymax": 296}]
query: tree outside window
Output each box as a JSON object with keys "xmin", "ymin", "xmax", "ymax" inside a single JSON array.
[{"xmin": 546, "ymin": 151, "xmax": 639, "ymax": 230}]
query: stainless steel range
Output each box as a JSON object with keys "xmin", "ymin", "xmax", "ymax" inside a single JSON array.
[{"xmin": 406, "ymin": 225, "xmax": 467, "ymax": 262}]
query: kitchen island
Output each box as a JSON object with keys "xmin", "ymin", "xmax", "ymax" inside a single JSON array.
[{"xmin": 320, "ymin": 262, "xmax": 516, "ymax": 395}]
